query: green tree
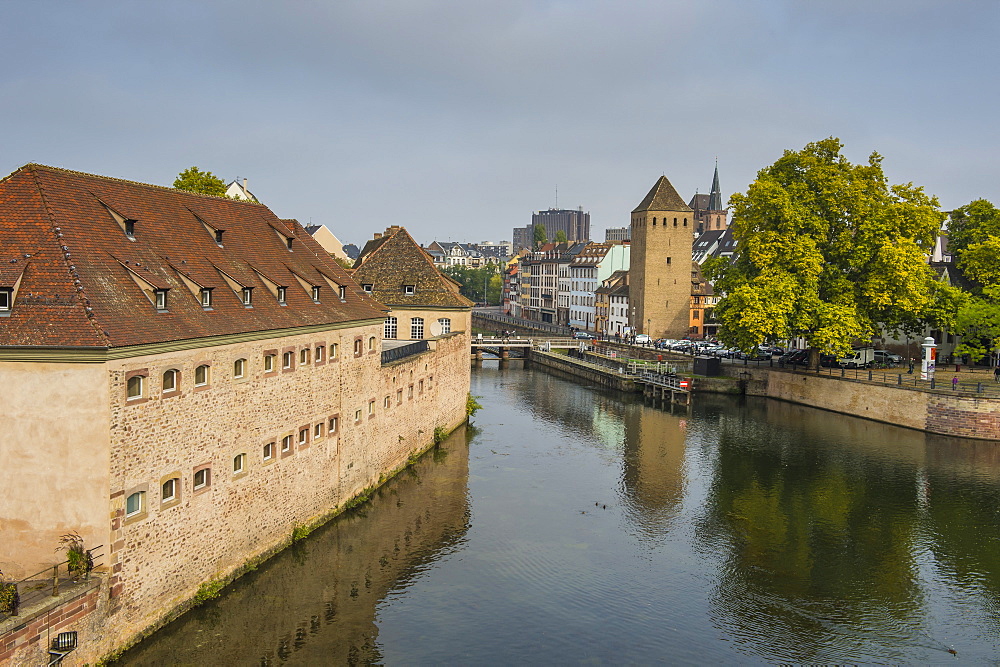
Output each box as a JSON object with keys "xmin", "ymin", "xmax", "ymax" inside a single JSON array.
[
  {"xmin": 533, "ymin": 223, "xmax": 548, "ymax": 249},
  {"xmin": 173, "ymin": 166, "xmax": 227, "ymax": 196},
  {"xmin": 947, "ymin": 199, "xmax": 1000, "ymax": 360},
  {"xmin": 554, "ymin": 230, "xmax": 568, "ymax": 243},
  {"xmin": 706, "ymin": 138, "xmax": 946, "ymax": 365},
  {"xmin": 442, "ymin": 265, "xmax": 501, "ymax": 304}
]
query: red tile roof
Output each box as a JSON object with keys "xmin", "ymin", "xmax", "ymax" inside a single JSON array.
[{"xmin": 0, "ymin": 164, "xmax": 387, "ymax": 348}]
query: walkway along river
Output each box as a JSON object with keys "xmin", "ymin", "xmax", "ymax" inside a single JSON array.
[{"xmin": 118, "ymin": 363, "xmax": 1000, "ymax": 664}]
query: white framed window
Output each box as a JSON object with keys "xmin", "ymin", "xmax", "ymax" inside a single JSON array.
[
  {"xmin": 194, "ymin": 364, "xmax": 210, "ymax": 386},
  {"xmin": 383, "ymin": 395, "xmax": 390, "ymax": 409},
  {"xmin": 263, "ymin": 442, "xmax": 274, "ymax": 461},
  {"xmin": 314, "ymin": 423, "xmax": 323, "ymax": 438},
  {"xmin": 299, "ymin": 428, "xmax": 308, "ymax": 446},
  {"xmin": 329, "ymin": 416, "xmax": 338, "ymax": 433},
  {"xmin": 193, "ymin": 468, "xmax": 210, "ymax": 490},
  {"xmin": 315, "ymin": 346, "xmax": 325, "ymax": 362},
  {"xmin": 282, "ymin": 435, "xmax": 293, "ymax": 452},
  {"xmin": 154, "ymin": 289, "xmax": 168, "ymax": 310},
  {"xmin": 126, "ymin": 491, "xmax": 145, "ymax": 517},
  {"xmin": 329, "ymin": 343, "xmax": 338, "ymax": 359},
  {"xmin": 242, "ymin": 287, "xmax": 253, "ymax": 306},
  {"xmin": 438, "ymin": 318, "xmax": 451, "ymax": 334},
  {"xmin": 277, "ymin": 286, "xmax": 287, "ymax": 304},
  {"xmin": 411, "ymin": 317, "xmax": 424, "ymax": 339},
  {"xmin": 161, "ymin": 478, "xmax": 177, "ymax": 503},
  {"xmin": 403, "ymin": 284, "xmax": 415, "ymax": 295},
  {"xmin": 264, "ymin": 354, "xmax": 276, "ymax": 372},
  {"xmin": 368, "ymin": 400, "xmax": 375, "ymax": 415},
  {"xmin": 283, "ymin": 351, "xmax": 294, "ymax": 369},
  {"xmin": 162, "ymin": 369, "xmax": 178, "ymax": 392},
  {"xmin": 362, "ymin": 284, "xmax": 373, "ymax": 293},
  {"xmin": 126, "ymin": 375, "xmax": 144, "ymax": 400},
  {"xmin": 354, "ymin": 409, "xmax": 362, "ymax": 422},
  {"xmin": 368, "ymin": 336, "xmax": 376, "ymax": 351},
  {"xmin": 339, "ymin": 285, "xmax": 347, "ymax": 300},
  {"xmin": 233, "ymin": 358, "xmax": 246, "ymax": 379},
  {"xmin": 233, "ymin": 453, "xmax": 246, "ymax": 474},
  {"xmin": 311, "ymin": 286, "xmax": 320, "ymax": 302},
  {"xmin": 200, "ymin": 288, "xmax": 212, "ymax": 308},
  {"xmin": 384, "ymin": 316, "xmax": 398, "ymax": 339},
  {"xmin": 0, "ymin": 288, "xmax": 10, "ymax": 311},
  {"xmin": 300, "ymin": 348, "xmax": 309, "ymax": 364}
]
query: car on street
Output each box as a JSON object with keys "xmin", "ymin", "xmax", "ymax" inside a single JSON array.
[
  {"xmin": 572, "ymin": 331, "xmax": 595, "ymax": 339},
  {"xmin": 634, "ymin": 334, "xmax": 652, "ymax": 345}
]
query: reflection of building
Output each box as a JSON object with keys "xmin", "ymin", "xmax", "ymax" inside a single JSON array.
[
  {"xmin": 118, "ymin": 427, "xmax": 472, "ymax": 665},
  {"xmin": 629, "ymin": 176, "xmax": 694, "ymax": 338},
  {"xmin": 619, "ymin": 401, "xmax": 688, "ymax": 532}
]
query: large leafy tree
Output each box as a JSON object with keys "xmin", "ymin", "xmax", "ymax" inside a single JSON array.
[
  {"xmin": 554, "ymin": 230, "xmax": 568, "ymax": 243},
  {"xmin": 442, "ymin": 264, "xmax": 501, "ymax": 304},
  {"xmin": 947, "ymin": 199, "xmax": 1000, "ymax": 360},
  {"xmin": 533, "ymin": 223, "xmax": 547, "ymax": 249},
  {"xmin": 705, "ymin": 138, "xmax": 946, "ymax": 363},
  {"xmin": 173, "ymin": 166, "xmax": 227, "ymax": 196}
]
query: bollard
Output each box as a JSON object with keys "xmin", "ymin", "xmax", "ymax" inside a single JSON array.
[
  {"xmin": 978, "ymin": 382, "xmax": 983, "ymax": 393},
  {"xmin": 898, "ymin": 374, "xmax": 902, "ymax": 385}
]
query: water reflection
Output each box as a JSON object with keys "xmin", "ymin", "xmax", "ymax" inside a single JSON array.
[{"xmin": 117, "ymin": 426, "xmax": 471, "ymax": 666}]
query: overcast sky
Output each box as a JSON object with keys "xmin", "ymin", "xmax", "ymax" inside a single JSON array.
[{"xmin": 2, "ymin": 1, "xmax": 997, "ymax": 247}]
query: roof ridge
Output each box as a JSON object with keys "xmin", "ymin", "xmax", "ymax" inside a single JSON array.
[
  {"xmin": 11, "ymin": 163, "xmax": 265, "ymax": 206},
  {"xmin": 27, "ymin": 167, "xmax": 111, "ymax": 346}
]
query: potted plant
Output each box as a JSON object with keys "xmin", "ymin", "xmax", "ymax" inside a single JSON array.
[
  {"xmin": 57, "ymin": 533, "xmax": 93, "ymax": 581},
  {"xmin": 0, "ymin": 570, "xmax": 18, "ymax": 615}
]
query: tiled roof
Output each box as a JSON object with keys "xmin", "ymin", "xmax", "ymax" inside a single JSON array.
[
  {"xmin": 633, "ymin": 175, "xmax": 692, "ymax": 213},
  {"xmin": 352, "ymin": 227, "xmax": 473, "ymax": 309},
  {"xmin": 0, "ymin": 164, "xmax": 386, "ymax": 348}
]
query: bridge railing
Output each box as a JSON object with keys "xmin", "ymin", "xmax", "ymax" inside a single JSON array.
[{"xmin": 381, "ymin": 340, "xmax": 429, "ymax": 364}]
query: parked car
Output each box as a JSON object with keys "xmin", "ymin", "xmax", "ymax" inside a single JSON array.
[
  {"xmin": 872, "ymin": 350, "xmax": 903, "ymax": 366},
  {"xmin": 820, "ymin": 353, "xmax": 839, "ymax": 367},
  {"xmin": 779, "ymin": 350, "xmax": 809, "ymax": 366},
  {"xmin": 572, "ymin": 331, "xmax": 595, "ymax": 339},
  {"xmin": 634, "ymin": 334, "xmax": 652, "ymax": 345}
]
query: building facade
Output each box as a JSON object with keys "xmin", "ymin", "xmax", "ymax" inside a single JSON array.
[
  {"xmin": 0, "ymin": 165, "xmax": 471, "ymax": 665},
  {"xmin": 628, "ymin": 176, "xmax": 695, "ymax": 338}
]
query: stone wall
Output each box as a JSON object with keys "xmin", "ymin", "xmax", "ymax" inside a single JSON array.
[{"xmin": 94, "ymin": 322, "xmax": 471, "ymax": 659}]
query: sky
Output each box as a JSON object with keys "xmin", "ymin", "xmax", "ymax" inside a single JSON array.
[{"xmin": 2, "ymin": 1, "xmax": 998, "ymax": 248}]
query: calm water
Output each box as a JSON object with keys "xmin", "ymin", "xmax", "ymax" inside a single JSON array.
[{"xmin": 120, "ymin": 363, "xmax": 1000, "ymax": 664}]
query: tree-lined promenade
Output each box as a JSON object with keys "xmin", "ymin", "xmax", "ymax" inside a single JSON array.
[{"xmin": 706, "ymin": 137, "xmax": 996, "ymax": 367}]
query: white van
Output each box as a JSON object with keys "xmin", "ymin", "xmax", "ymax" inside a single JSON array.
[{"xmin": 839, "ymin": 348, "xmax": 875, "ymax": 368}]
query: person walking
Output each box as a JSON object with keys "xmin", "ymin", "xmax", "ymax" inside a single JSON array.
[
  {"xmin": 994, "ymin": 366, "xmax": 1000, "ymax": 383},
  {"xmin": 952, "ymin": 376, "xmax": 959, "ymax": 391},
  {"xmin": 908, "ymin": 358, "xmax": 915, "ymax": 374}
]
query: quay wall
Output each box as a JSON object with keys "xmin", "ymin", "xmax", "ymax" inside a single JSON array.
[
  {"xmin": 714, "ymin": 366, "xmax": 1000, "ymax": 441},
  {"xmin": 527, "ymin": 350, "xmax": 636, "ymax": 392}
]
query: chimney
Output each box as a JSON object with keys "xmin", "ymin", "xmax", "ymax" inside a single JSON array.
[
  {"xmin": 373, "ymin": 232, "xmax": 382, "ymax": 240},
  {"xmin": 243, "ymin": 178, "xmax": 248, "ymax": 195}
]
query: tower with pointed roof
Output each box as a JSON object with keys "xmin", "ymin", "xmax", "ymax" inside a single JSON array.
[
  {"xmin": 690, "ymin": 163, "xmax": 728, "ymax": 234},
  {"xmin": 629, "ymin": 175, "xmax": 694, "ymax": 338}
]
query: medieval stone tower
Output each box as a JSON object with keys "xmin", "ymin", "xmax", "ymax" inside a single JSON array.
[{"xmin": 629, "ymin": 176, "xmax": 694, "ymax": 339}]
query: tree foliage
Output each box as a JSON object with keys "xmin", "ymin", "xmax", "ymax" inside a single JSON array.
[
  {"xmin": 173, "ymin": 166, "xmax": 227, "ymax": 196},
  {"xmin": 947, "ymin": 199, "xmax": 1000, "ymax": 360},
  {"xmin": 554, "ymin": 230, "xmax": 568, "ymax": 243},
  {"xmin": 442, "ymin": 264, "xmax": 502, "ymax": 304},
  {"xmin": 533, "ymin": 224, "xmax": 547, "ymax": 249},
  {"xmin": 706, "ymin": 138, "xmax": 946, "ymax": 358}
]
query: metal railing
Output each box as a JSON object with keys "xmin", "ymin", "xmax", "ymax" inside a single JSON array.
[
  {"xmin": 0, "ymin": 546, "xmax": 103, "ymax": 623},
  {"xmin": 380, "ymin": 340, "xmax": 429, "ymax": 364},
  {"xmin": 472, "ymin": 310, "xmax": 573, "ymax": 336}
]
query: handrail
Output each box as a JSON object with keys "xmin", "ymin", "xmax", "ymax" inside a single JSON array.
[
  {"xmin": 0, "ymin": 545, "xmax": 103, "ymax": 621},
  {"xmin": 380, "ymin": 340, "xmax": 429, "ymax": 364}
]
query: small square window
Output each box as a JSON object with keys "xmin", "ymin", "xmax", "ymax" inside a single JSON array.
[
  {"xmin": 194, "ymin": 468, "xmax": 210, "ymax": 490},
  {"xmin": 362, "ymin": 284, "xmax": 373, "ymax": 293},
  {"xmin": 263, "ymin": 442, "xmax": 274, "ymax": 460},
  {"xmin": 155, "ymin": 289, "xmax": 168, "ymax": 310},
  {"xmin": 403, "ymin": 284, "xmax": 415, "ymax": 295},
  {"xmin": 126, "ymin": 491, "xmax": 144, "ymax": 517},
  {"xmin": 233, "ymin": 453, "xmax": 246, "ymax": 474}
]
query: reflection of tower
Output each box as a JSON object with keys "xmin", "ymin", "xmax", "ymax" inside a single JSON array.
[
  {"xmin": 619, "ymin": 401, "xmax": 688, "ymax": 538},
  {"xmin": 629, "ymin": 175, "xmax": 694, "ymax": 338}
]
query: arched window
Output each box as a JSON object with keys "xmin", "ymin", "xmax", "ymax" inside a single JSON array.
[
  {"xmin": 233, "ymin": 358, "xmax": 246, "ymax": 379},
  {"xmin": 368, "ymin": 336, "xmax": 377, "ymax": 351},
  {"xmin": 162, "ymin": 369, "xmax": 179, "ymax": 392},
  {"xmin": 126, "ymin": 375, "xmax": 144, "ymax": 400},
  {"xmin": 194, "ymin": 364, "xmax": 210, "ymax": 386}
]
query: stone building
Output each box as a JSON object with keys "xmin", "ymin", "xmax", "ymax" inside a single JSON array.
[
  {"xmin": 628, "ymin": 176, "xmax": 695, "ymax": 339},
  {"xmin": 689, "ymin": 164, "xmax": 728, "ymax": 235},
  {"xmin": 0, "ymin": 165, "xmax": 471, "ymax": 664}
]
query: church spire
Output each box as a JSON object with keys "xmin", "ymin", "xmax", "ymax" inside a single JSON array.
[{"xmin": 708, "ymin": 161, "xmax": 723, "ymax": 211}]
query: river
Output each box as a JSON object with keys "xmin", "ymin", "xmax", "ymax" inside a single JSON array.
[{"xmin": 118, "ymin": 362, "xmax": 1000, "ymax": 664}]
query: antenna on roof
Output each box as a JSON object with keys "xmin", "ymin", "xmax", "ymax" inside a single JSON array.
[{"xmin": 555, "ymin": 185, "xmax": 558, "ymax": 209}]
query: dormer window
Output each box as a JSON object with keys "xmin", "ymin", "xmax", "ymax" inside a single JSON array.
[
  {"xmin": 362, "ymin": 284, "xmax": 373, "ymax": 293},
  {"xmin": 403, "ymin": 284, "xmax": 415, "ymax": 295},
  {"xmin": 200, "ymin": 288, "xmax": 213, "ymax": 308},
  {"xmin": 124, "ymin": 220, "xmax": 136, "ymax": 237},
  {"xmin": 241, "ymin": 287, "xmax": 253, "ymax": 306},
  {"xmin": 215, "ymin": 230, "xmax": 225, "ymax": 244},
  {"xmin": 311, "ymin": 286, "xmax": 320, "ymax": 302},
  {"xmin": 154, "ymin": 289, "xmax": 168, "ymax": 310},
  {"xmin": 339, "ymin": 285, "xmax": 346, "ymax": 301},
  {"xmin": 0, "ymin": 288, "xmax": 11, "ymax": 312},
  {"xmin": 277, "ymin": 286, "xmax": 287, "ymax": 304},
  {"xmin": 286, "ymin": 237, "xmax": 294, "ymax": 250}
]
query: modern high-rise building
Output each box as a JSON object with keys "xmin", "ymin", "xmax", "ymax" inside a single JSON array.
[
  {"xmin": 628, "ymin": 176, "xmax": 694, "ymax": 338},
  {"xmin": 513, "ymin": 207, "xmax": 591, "ymax": 250}
]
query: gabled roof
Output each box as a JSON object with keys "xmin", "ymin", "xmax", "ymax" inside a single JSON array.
[
  {"xmin": 633, "ymin": 175, "xmax": 692, "ymax": 213},
  {"xmin": 352, "ymin": 227, "xmax": 473, "ymax": 309},
  {"xmin": 0, "ymin": 164, "xmax": 385, "ymax": 348}
]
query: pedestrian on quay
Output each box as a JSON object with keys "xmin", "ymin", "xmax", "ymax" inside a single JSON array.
[
  {"xmin": 994, "ymin": 366, "xmax": 1000, "ymax": 383},
  {"xmin": 908, "ymin": 358, "xmax": 915, "ymax": 374},
  {"xmin": 952, "ymin": 376, "xmax": 959, "ymax": 391}
]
